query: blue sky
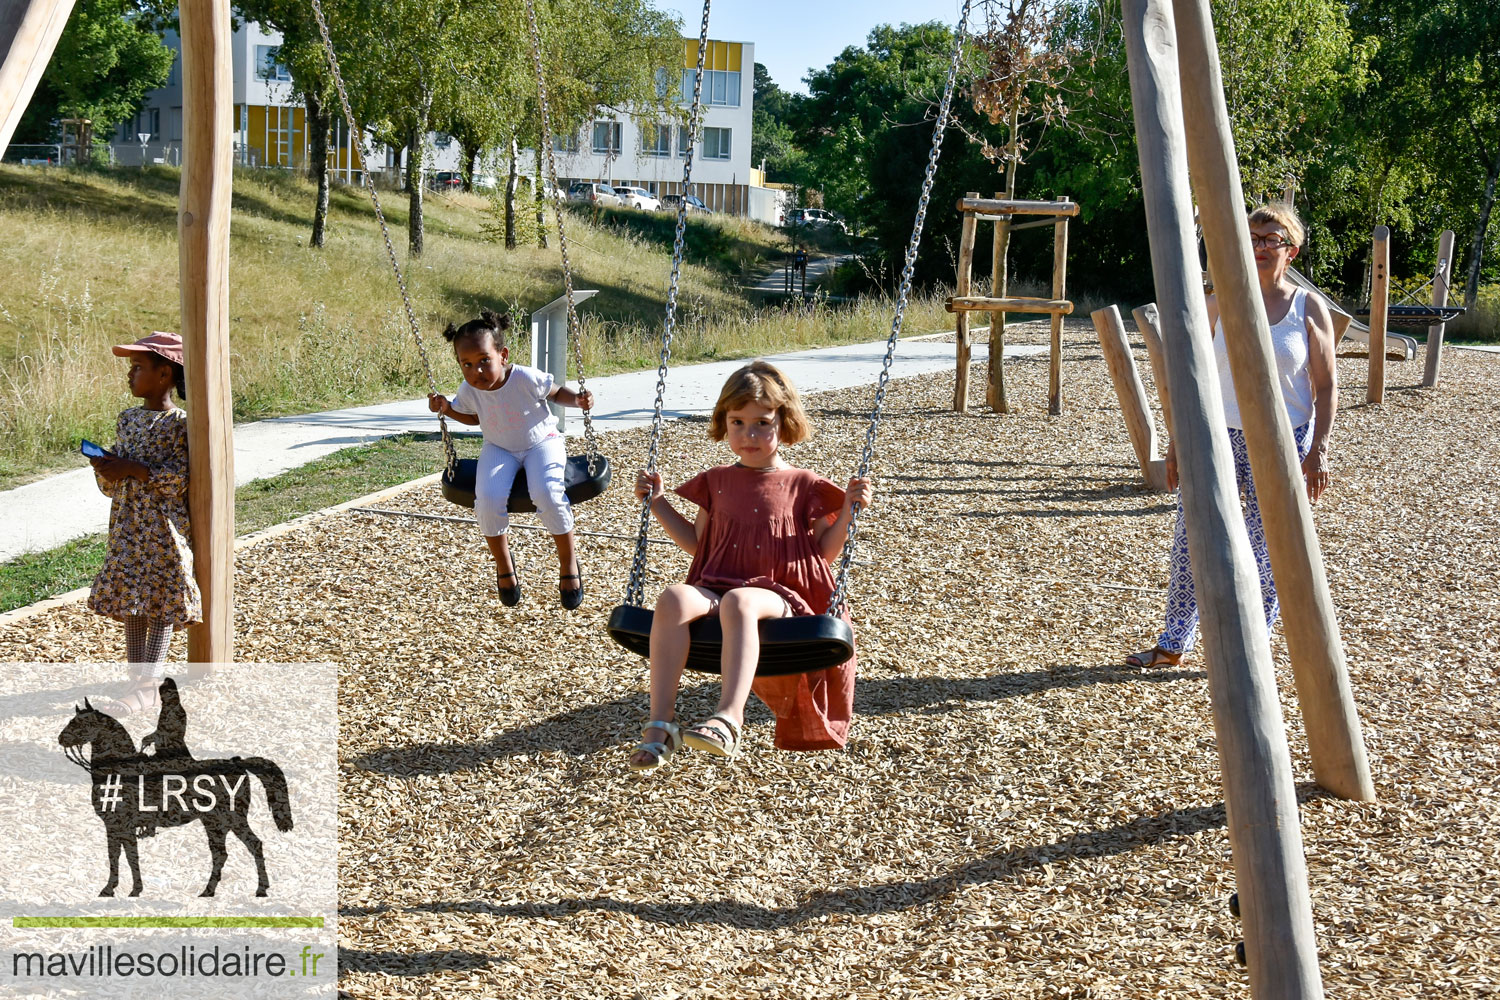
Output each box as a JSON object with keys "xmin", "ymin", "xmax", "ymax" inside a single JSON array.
[{"xmin": 654, "ymin": 0, "xmax": 970, "ymax": 95}]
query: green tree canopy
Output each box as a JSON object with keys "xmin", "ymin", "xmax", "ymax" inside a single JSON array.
[{"xmin": 15, "ymin": 0, "xmax": 175, "ymax": 145}]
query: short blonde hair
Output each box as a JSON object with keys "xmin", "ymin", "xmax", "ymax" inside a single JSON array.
[
  {"xmin": 1247, "ymin": 203, "xmax": 1306, "ymax": 248},
  {"xmin": 708, "ymin": 360, "xmax": 812, "ymax": 444}
]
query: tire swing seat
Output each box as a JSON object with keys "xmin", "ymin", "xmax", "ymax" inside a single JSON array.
[
  {"xmin": 605, "ymin": 604, "xmax": 854, "ymax": 677},
  {"xmin": 440, "ymin": 454, "xmax": 613, "ymax": 511}
]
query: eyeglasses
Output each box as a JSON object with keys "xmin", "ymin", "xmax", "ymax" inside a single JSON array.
[{"xmin": 1250, "ymin": 234, "xmax": 1296, "ymax": 250}]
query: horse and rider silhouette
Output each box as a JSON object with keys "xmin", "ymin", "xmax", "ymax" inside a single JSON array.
[{"xmin": 57, "ymin": 679, "xmax": 293, "ymax": 898}]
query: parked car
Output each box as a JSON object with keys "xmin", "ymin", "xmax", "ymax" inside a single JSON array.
[
  {"xmin": 429, "ymin": 170, "xmax": 463, "ymax": 191},
  {"xmin": 568, "ymin": 181, "xmax": 624, "ymax": 207},
  {"xmin": 785, "ymin": 207, "xmax": 848, "ymax": 234},
  {"xmin": 471, "ymin": 173, "xmax": 499, "ymax": 191},
  {"xmin": 614, "ymin": 185, "xmax": 662, "ymax": 211},
  {"xmin": 661, "ymin": 193, "xmax": 709, "ymax": 213}
]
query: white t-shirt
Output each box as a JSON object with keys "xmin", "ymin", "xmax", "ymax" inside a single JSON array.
[{"xmin": 450, "ymin": 363, "xmax": 559, "ymax": 453}]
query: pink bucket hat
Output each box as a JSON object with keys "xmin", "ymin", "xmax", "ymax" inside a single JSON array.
[{"xmin": 112, "ymin": 331, "xmax": 183, "ymax": 366}]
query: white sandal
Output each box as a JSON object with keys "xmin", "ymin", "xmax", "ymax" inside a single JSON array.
[
  {"xmin": 628, "ymin": 720, "xmax": 682, "ymax": 772},
  {"xmin": 682, "ymin": 714, "xmax": 742, "ymax": 759}
]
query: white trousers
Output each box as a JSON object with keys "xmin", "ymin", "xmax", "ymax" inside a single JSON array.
[{"xmin": 474, "ymin": 436, "xmax": 574, "ymax": 537}]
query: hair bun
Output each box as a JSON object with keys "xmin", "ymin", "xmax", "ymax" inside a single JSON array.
[
  {"xmin": 480, "ymin": 309, "xmax": 511, "ymax": 332},
  {"xmin": 441, "ymin": 322, "xmax": 461, "ymax": 343}
]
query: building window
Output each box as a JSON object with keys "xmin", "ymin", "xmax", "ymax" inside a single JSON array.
[
  {"xmin": 141, "ymin": 107, "xmax": 160, "ymax": 139},
  {"xmin": 702, "ymin": 126, "xmax": 731, "ymax": 160},
  {"xmin": 641, "ymin": 122, "xmax": 671, "ymax": 158},
  {"xmin": 592, "ymin": 120, "xmax": 621, "ymax": 155},
  {"xmin": 677, "ymin": 124, "xmax": 693, "ymax": 159},
  {"xmin": 553, "ymin": 132, "xmax": 579, "ymax": 153},
  {"xmin": 255, "ymin": 45, "xmax": 292, "ymax": 83},
  {"xmin": 434, "ymin": 132, "xmax": 453, "ymax": 149},
  {"xmin": 679, "ymin": 69, "xmax": 740, "ymax": 107}
]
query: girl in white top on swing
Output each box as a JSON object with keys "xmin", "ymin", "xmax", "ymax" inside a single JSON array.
[{"xmin": 429, "ymin": 310, "xmax": 594, "ymax": 609}]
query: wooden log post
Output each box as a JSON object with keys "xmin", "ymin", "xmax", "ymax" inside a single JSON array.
[
  {"xmin": 179, "ymin": 0, "xmax": 236, "ymax": 665},
  {"xmin": 1367, "ymin": 226, "xmax": 1389, "ymax": 403},
  {"xmin": 1123, "ymin": 1, "xmax": 1328, "ymax": 997},
  {"xmin": 954, "ymin": 193, "xmax": 978, "ymax": 412},
  {"xmin": 988, "ymin": 191, "xmax": 1012, "ymax": 413},
  {"xmin": 1422, "ymin": 229, "xmax": 1455, "ymax": 388},
  {"xmin": 1172, "ymin": 0, "xmax": 1373, "ymax": 803},
  {"xmin": 0, "ymin": 0, "xmax": 77, "ymax": 157},
  {"xmin": 1132, "ymin": 303, "xmax": 1175, "ymax": 437},
  {"xmin": 1092, "ymin": 305, "xmax": 1168, "ymax": 491},
  {"xmin": 1048, "ymin": 201, "xmax": 1071, "ymax": 415}
]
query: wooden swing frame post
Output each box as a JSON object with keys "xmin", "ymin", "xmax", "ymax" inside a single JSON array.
[
  {"xmin": 179, "ymin": 0, "xmax": 236, "ymax": 664},
  {"xmin": 0, "ymin": 0, "xmax": 76, "ymax": 155},
  {"xmin": 1367, "ymin": 226, "xmax": 1389, "ymax": 403},
  {"xmin": 1422, "ymin": 229, "xmax": 1456, "ymax": 387},
  {"xmin": 1091, "ymin": 305, "xmax": 1168, "ymax": 490},
  {"xmin": 1122, "ymin": 0, "xmax": 1328, "ymax": 995},
  {"xmin": 1172, "ymin": 0, "xmax": 1374, "ymax": 804}
]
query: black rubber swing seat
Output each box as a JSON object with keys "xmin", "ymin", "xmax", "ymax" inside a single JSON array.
[
  {"xmin": 440, "ymin": 454, "xmax": 612, "ymax": 511},
  {"xmin": 606, "ymin": 603, "xmax": 854, "ymax": 677}
]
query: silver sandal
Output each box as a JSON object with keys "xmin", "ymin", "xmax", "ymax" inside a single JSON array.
[
  {"xmin": 628, "ymin": 720, "xmax": 682, "ymax": 772},
  {"xmin": 681, "ymin": 714, "xmax": 742, "ymax": 759}
]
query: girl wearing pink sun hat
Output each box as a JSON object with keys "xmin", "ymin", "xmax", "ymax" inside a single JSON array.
[{"xmin": 88, "ymin": 331, "xmax": 201, "ymax": 716}]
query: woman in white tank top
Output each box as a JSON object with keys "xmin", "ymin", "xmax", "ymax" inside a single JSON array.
[{"xmin": 1126, "ymin": 203, "xmax": 1340, "ymax": 669}]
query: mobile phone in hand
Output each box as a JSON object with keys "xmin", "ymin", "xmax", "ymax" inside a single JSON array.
[{"xmin": 80, "ymin": 439, "xmax": 110, "ymax": 459}]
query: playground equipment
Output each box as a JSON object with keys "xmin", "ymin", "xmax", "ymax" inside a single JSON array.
[
  {"xmin": 308, "ymin": 0, "xmax": 613, "ymax": 514},
  {"xmin": 946, "ymin": 194, "xmax": 1076, "ymax": 413},
  {"xmin": 1124, "ymin": 0, "xmax": 1375, "ymax": 997},
  {"xmin": 1090, "ymin": 304, "xmax": 1168, "ymax": 491},
  {"xmin": 606, "ymin": 0, "xmax": 972, "ymax": 676}
]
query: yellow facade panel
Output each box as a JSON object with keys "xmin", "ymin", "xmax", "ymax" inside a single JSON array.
[{"xmin": 728, "ymin": 42, "xmax": 742, "ymax": 72}]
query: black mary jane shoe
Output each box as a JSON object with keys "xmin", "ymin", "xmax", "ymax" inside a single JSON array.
[
  {"xmin": 496, "ymin": 569, "xmax": 522, "ymax": 607},
  {"xmin": 559, "ymin": 568, "xmax": 585, "ymax": 611}
]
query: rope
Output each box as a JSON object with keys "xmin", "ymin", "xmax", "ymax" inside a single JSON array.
[
  {"xmin": 622, "ymin": 0, "xmax": 713, "ymax": 608},
  {"xmin": 308, "ymin": 0, "xmax": 458, "ymax": 476},
  {"xmin": 523, "ymin": 0, "xmax": 598, "ymax": 473},
  {"xmin": 825, "ymin": 0, "xmax": 972, "ymax": 615}
]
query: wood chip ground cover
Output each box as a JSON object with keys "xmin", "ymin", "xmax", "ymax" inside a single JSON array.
[{"xmin": 3, "ymin": 321, "xmax": 1497, "ymax": 998}]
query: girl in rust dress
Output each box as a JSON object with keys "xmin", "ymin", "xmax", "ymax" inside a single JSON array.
[
  {"xmin": 87, "ymin": 332, "xmax": 201, "ymax": 716},
  {"xmin": 628, "ymin": 361, "xmax": 873, "ymax": 771}
]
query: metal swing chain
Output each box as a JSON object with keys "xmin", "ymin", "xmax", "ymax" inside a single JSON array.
[
  {"xmin": 523, "ymin": 0, "xmax": 598, "ymax": 475},
  {"xmin": 826, "ymin": 0, "xmax": 972, "ymax": 616},
  {"xmin": 308, "ymin": 0, "xmax": 458, "ymax": 476},
  {"xmin": 623, "ymin": 0, "xmax": 713, "ymax": 608}
]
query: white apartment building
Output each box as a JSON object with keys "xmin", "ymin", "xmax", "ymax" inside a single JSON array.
[
  {"xmin": 114, "ymin": 20, "xmax": 460, "ymax": 179},
  {"xmin": 551, "ymin": 39, "xmax": 760, "ymax": 215}
]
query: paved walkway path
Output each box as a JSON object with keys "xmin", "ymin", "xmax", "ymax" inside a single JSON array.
[
  {"xmin": 0, "ymin": 332, "xmax": 1041, "ymax": 561},
  {"xmin": 748, "ymin": 253, "xmax": 850, "ymax": 296}
]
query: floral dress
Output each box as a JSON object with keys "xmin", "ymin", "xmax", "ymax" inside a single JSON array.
[
  {"xmin": 87, "ymin": 407, "xmax": 202, "ymax": 628},
  {"xmin": 675, "ymin": 463, "xmax": 855, "ymax": 751}
]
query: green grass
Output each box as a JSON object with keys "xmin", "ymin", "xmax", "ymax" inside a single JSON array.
[
  {"xmin": 0, "ymin": 432, "xmax": 466, "ymax": 613},
  {"xmin": 0, "ymin": 163, "xmax": 938, "ymax": 485}
]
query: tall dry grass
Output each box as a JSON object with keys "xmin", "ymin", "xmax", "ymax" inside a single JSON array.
[{"xmin": 0, "ymin": 165, "xmax": 948, "ymax": 484}]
